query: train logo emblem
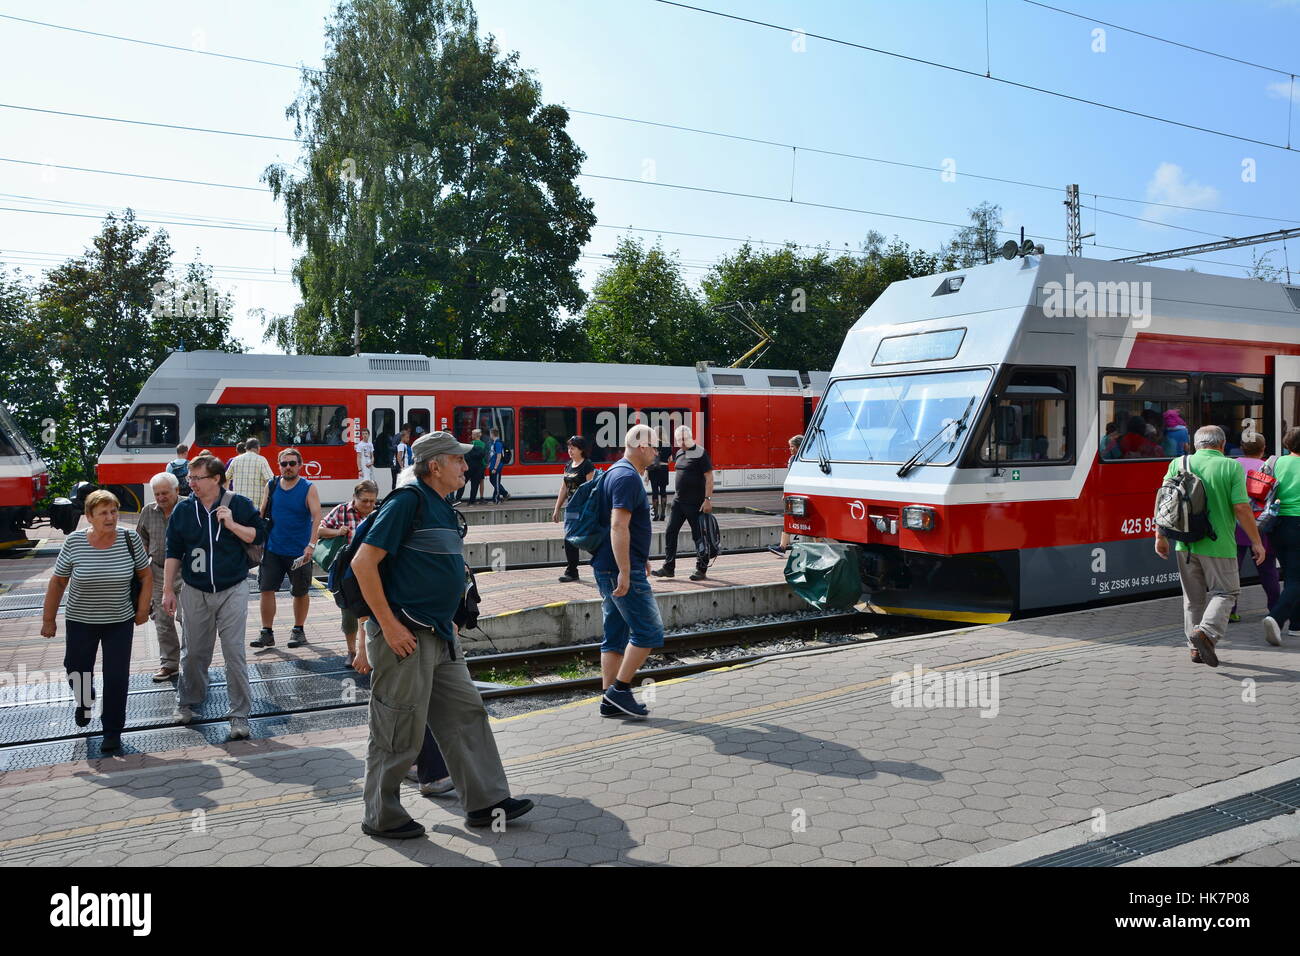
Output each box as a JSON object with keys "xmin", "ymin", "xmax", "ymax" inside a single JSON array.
[
  {"xmin": 303, "ymin": 460, "xmax": 322, "ymax": 478},
  {"xmin": 848, "ymin": 500, "xmax": 866, "ymax": 521}
]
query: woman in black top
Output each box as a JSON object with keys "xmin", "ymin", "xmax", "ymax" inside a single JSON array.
[
  {"xmin": 647, "ymin": 444, "xmax": 670, "ymax": 521},
  {"xmin": 552, "ymin": 435, "xmax": 596, "ymax": 582}
]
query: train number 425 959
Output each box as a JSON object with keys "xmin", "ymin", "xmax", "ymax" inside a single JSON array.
[{"xmin": 1120, "ymin": 517, "xmax": 1157, "ymax": 535}]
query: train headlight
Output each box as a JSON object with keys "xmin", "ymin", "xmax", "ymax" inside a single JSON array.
[
  {"xmin": 785, "ymin": 496, "xmax": 808, "ymax": 517},
  {"xmin": 901, "ymin": 505, "xmax": 936, "ymax": 531}
]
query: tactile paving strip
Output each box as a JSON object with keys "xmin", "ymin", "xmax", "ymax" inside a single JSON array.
[{"xmin": 1022, "ymin": 778, "xmax": 1300, "ymax": 866}]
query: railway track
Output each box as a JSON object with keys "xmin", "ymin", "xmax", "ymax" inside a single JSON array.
[{"xmin": 0, "ymin": 612, "xmax": 936, "ymax": 756}]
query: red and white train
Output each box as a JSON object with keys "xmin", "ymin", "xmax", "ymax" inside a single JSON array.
[
  {"xmin": 784, "ymin": 252, "xmax": 1300, "ymax": 623},
  {"xmin": 0, "ymin": 407, "xmax": 79, "ymax": 548},
  {"xmin": 97, "ymin": 352, "xmax": 829, "ymax": 509}
]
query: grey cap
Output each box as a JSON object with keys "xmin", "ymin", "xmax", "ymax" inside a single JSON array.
[{"xmin": 411, "ymin": 431, "xmax": 474, "ymax": 461}]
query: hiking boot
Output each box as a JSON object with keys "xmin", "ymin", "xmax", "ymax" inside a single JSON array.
[
  {"xmin": 250, "ymin": 628, "xmax": 274, "ymax": 648},
  {"xmin": 226, "ymin": 718, "xmax": 251, "ymax": 741},
  {"xmin": 602, "ymin": 685, "xmax": 649, "ymax": 719},
  {"xmin": 287, "ymin": 626, "xmax": 308, "ymax": 648},
  {"xmin": 467, "ymin": 797, "xmax": 534, "ymax": 828},
  {"xmin": 690, "ymin": 569, "xmax": 708, "ymax": 581},
  {"xmin": 1263, "ymin": 616, "xmax": 1283, "ymax": 647},
  {"xmin": 152, "ymin": 667, "xmax": 178, "ymax": 683},
  {"xmin": 651, "ymin": 566, "xmax": 674, "ymax": 578},
  {"xmin": 1190, "ymin": 628, "xmax": 1219, "ymax": 668},
  {"xmin": 558, "ymin": 571, "xmax": 579, "ymax": 583},
  {"xmin": 361, "ymin": 818, "xmax": 426, "ymax": 840}
]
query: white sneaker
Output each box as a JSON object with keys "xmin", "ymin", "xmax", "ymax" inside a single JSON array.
[
  {"xmin": 1287, "ymin": 627, "xmax": 1300, "ymax": 639},
  {"xmin": 226, "ymin": 718, "xmax": 251, "ymax": 741},
  {"xmin": 174, "ymin": 705, "xmax": 194, "ymax": 724},
  {"xmin": 1265, "ymin": 617, "xmax": 1284, "ymax": 646},
  {"xmin": 419, "ymin": 777, "xmax": 455, "ymax": 796}
]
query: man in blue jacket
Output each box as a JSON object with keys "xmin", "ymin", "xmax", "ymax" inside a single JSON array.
[{"xmin": 163, "ymin": 453, "xmax": 266, "ymax": 742}]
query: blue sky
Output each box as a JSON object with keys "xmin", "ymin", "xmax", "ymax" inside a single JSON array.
[{"xmin": 2, "ymin": 0, "xmax": 1298, "ymax": 351}]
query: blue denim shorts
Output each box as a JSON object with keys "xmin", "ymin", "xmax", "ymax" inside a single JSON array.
[{"xmin": 594, "ymin": 569, "xmax": 665, "ymax": 654}]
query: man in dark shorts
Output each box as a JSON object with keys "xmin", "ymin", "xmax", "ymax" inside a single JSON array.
[
  {"xmin": 251, "ymin": 447, "xmax": 321, "ymax": 649},
  {"xmin": 594, "ymin": 424, "xmax": 665, "ymax": 720},
  {"xmin": 352, "ymin": 431, "xmax": 532, "ymax": 838},
  {"xmin": 653, "ymin": 425, "xmax": 714, "ymax": 581}
]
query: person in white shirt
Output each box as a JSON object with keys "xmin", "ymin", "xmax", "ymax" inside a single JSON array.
[{"xmin": 356, "ymin": 428, "xmax": 375, "ymax": 480}]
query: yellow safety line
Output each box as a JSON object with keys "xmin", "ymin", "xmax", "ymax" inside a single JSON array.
[{"xmin": 867, "ymin": 603, "xmax": 1011, "ymax": 625}]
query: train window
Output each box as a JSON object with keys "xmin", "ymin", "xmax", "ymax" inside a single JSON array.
[
  {"xmin": 372, "ymin": 409, "xmax": 396, "ymax": 468},
  {"xmin": 195, "ymin": 404, "xmax": 270, "ymax": 447},
  {"xmin": 406, "ymin": 407, "xmax": 431, "ymax": 437},
  {"xmin": 802, "ymin": 368, "xmax": 992, "ymax": 465},
  {"xmin": 520, "ymin": 408, "xmax": 576, "ymax": 463},
  {"xmin": 640, "ymin": 408, "xmax": 692, "ymax": 452},
  {"xmin": 117, "ymin": 404, "xmax": 179, "ymax": 448},
  {"xmin": 977, "ymin": 369, "xmax": 1072, "ymax": 464},
  {"xmin": 1200, "ymin": 376, "xmax": 1266, "ymax": 457},
  {"xmin": 276, "ymin": 405, "xmax": 349, "ymax": 446},
  {"xmin": 1282, "ymin": 384, "xmax": 1300, "ymax": 441},
  {"xmin": 1099, "ymin": 372, "xmax": 1191, "ymax": 460},
  {"xmin": 453, "ymin": 407, "xmax": 514, "ymax": 465},
  {"xmin": 579, "ymin": 407, "xmax": 691, "ymax": 463}
]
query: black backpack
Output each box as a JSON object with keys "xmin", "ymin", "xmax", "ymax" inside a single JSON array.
[
  {"xmin": 167, "ymin": 458, "xmax": 191, "ymax": 496},
  {"xmin": 329, "ymin": 485, "xmax": 425, "ymax": 619}
]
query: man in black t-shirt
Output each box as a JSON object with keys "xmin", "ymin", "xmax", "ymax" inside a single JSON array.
[{"xmin": 652, "ymin": 425, "xmax": 714, "ymax": 581}]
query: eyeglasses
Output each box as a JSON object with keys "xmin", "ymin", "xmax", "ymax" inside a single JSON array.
[{"xmin": 189, "ymin": 473, "xmax": 216, "ymax": 483}]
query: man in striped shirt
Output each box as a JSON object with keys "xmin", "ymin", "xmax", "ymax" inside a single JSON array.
[{"xmin": 226, "ymin": 437, "xmax": 274, "ymax": 510}]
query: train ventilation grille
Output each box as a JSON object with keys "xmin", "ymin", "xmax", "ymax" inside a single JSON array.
[{"xmin": 368, "ymin": 358, "xmax": 430, "ymax": 372}]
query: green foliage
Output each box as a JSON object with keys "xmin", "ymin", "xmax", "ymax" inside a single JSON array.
[
  {"xmin": 584, "ymin": 237, "xmax": 706, "ymax": 365},
  {"xmin": 263, "ymin": 0, "xmax": 595, "ymax": 360},
  {"xmin": 942, "ymin": 201, "xmax": 1003, "ymax": 267},
  {"xmin": 0, "ymin": 211, "xmax": 242, "ymax": 494}
]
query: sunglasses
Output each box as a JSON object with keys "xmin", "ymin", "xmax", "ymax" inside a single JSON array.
[{"xmin": 279, "ymin": 461, "xmax": 300, "ymax": 467}]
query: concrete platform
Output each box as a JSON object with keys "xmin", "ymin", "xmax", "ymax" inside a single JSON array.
[
  {"xmin": 461, "ymin": 513, "xmax": 781, "ymax": 569},
  {"xmin": 1, "ymin": 585, "xmax": 1298, "ymax": 866}
]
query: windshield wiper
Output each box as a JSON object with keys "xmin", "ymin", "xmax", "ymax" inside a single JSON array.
[
  {"xmin": 896, "ymin": 396, "xmax": 976, "ymax": 478},
  {"xmin": 814, "ymin": 425, "xmax": 832, "ymax": 474}
]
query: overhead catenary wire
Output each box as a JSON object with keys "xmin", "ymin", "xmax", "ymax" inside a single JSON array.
[{"xmin": 2, "ymin": 14, "xmax": 1298, "ymax": 225}]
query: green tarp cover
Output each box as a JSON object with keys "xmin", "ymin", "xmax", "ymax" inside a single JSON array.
[{"xmin": 784, "ymin": 541, "xmax": 863, "ymax": 610}]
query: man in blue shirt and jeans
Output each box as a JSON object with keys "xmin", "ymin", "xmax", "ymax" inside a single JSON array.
[
  {"xmin": 352, "ymin": 431, "xmax": 532, "ymax": 839},
  {"xmin": 594, "ymin": 423, "xmax": 665, "ymax": 720}
]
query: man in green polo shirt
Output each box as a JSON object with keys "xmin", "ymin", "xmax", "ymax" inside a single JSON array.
[
  {"xmin": 352, "ymin": 431, "xmax": 533, "ymax": 838},
  {"xmin": 1155, "ymin": 425, "xmax": 1265, "ymax": 667}
]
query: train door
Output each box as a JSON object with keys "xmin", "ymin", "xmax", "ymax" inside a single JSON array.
[
  {"xmin": 1274, "ymin": 357, "xmax": 1300, "ymax": 452},
  {"xmin": 368, "ymin": 394, "xmax": 400, "ymax": 495}
]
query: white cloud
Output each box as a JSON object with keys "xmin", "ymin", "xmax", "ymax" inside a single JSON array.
[
  {"xmin": 1143, "ymin": 162, "xmax": 1219, "ymax": 223},
  {"xmin": 1266, "ymin": 79, "xmax": 1300, "ymax": 103}
]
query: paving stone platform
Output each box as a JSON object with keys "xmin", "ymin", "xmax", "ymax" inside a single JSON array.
[{"xmin": 1, "ymin": 585, "xmax": 1297, "ymax": 867}]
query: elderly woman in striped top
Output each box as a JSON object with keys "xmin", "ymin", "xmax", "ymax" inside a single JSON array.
[{"xmin": 40, "ymin": 489, "xmax": 152, "ymax": 752}]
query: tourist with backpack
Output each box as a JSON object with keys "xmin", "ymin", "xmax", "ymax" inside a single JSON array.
[
  {"xmin": 590, "ymin": 423, "xmax": 664, "ymax": 720},
  {"xmin": 162, "ymin": 453, "xmax": 266, "ymax": 741},
  {"xmin": 553, "ymin": 435, "xmax": 595, "ymax": 583},
  {"xmin": 1228, "ymin": 432, "xmax": 1280, "ymax": 624},
  {"xmin": 1154, "ymin": 425, "xmax": 1265, "ymax": 667},
  {"xmin": 1258, "ymin": 427, "xmax": 1300, "ymax": 647},
  {"xmin": 349, "ymin": 431, "xmax": 531, "ymax": 839},
  {"xmin": 167, "ymin": 443, "xmax": 191, "ymax": 496}
]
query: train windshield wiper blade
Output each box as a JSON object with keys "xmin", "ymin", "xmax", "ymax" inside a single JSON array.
[
  {"xmin": 814, "ymin": 425, "xmax": 832, "ymax": 474},
  {"xmin": 896, "ymin": 396, "xmax": 976, "ymax": 478}
]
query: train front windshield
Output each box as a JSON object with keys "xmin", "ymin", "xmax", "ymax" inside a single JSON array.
[
  {"xmin": 0, "ymin": 405, "xmax": 36, "ymax": 459},
  {"xmin": 804, "ymin": 368, "xmax": 991, "ymax": 465}
]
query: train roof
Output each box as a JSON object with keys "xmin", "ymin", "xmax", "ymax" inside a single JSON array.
[
  {"xmin": 138, "ymin": 351, "xmax": 822, "ymax": 395},
  {"xmin": 831, "ymin": 253, "xmax": 1300, "ymax": 378}
]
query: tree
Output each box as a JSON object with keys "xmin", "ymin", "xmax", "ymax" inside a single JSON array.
[
  {"xmin": 584, "ymin": 237, "xmax": 704, "ymax": 365},
  {"xmin": 943, "ymin": 201, "xmax": 1003, "ymax": 267},
  {"xmin": 28, "ymin": 212, "xmax": 241, "ymax": 491},
  {"xmin": 0, "ymin": 269, "xmax": 60, "ymax": 458},
  {"xmin": 263, "ymin": 0, "xmax": 596, "ymax": 360}
]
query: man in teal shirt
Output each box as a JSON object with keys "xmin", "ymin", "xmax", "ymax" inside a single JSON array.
[{"xmin": 1156, "ymin": 425, "xmax": 1265, "ymax": 667}]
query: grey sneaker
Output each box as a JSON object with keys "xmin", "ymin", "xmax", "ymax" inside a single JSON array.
[
  {"xmin": 420, "ymin": 777, "xmax": 456, "ymax": 796},
  {"xmin": 287, "ymin": 626, "xmax": 308, "ymax": 648},
  {"xmin": 226, "ymin": 718, "xmax": 251, "ymax": 741},
  {"xmin": 174, "ymin": 705, "xmax": 194, "ymax": 724}
]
